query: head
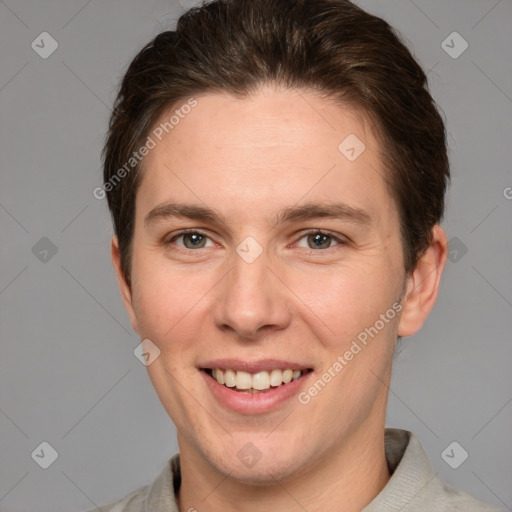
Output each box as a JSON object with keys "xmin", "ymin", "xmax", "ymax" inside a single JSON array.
[{"xmin": 103, "ymin": 0, "xmax": 449, "ymax": 484}]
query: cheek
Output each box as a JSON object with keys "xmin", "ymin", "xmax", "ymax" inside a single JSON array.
[
  {"xmin": 129, "ymin": 258, "xmax": 213, "ymax": 342},
  {"xmin": 288, "ymin": 261, "xmax": 401, "ymax": 349}
]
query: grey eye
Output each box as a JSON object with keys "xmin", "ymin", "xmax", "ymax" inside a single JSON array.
[
  {"xmin": 183, "ymin": 233, "xmax": 206, "ymax": 248},
  {"xmin": 307, "ymin": 233, "xmax": 333, "ymax": 249},
  {"xmin": 174, "ymin": 232, "xmax": 214, "ymax": 249}
]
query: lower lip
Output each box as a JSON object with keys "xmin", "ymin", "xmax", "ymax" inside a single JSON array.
[{"xmin": 201, "ymin": 370, "xmax": 312, "ymax": 415}]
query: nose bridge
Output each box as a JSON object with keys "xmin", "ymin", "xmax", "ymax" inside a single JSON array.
[{"xmin": 213, "ymin": 244, "xmax": 290, "ymax": 338}]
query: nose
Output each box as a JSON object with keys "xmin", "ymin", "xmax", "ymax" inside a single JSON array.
[{"xmin": 213, "ymin": 249, "xmax": 292, "ymax": 340}]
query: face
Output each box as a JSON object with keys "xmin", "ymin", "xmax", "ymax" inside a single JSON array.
[{"xmin": 112, "ymin": 85, "xmax": 443, "ymax": 483}]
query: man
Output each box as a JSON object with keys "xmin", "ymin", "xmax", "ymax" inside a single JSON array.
[{"xmin": 92, "ymin": 0, "xmax": 498, "ymax": 510}]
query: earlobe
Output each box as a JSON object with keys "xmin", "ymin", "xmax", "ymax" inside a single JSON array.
[
  {"xmin": 397, "ymin": 225, "xmax": 449, "ymax": 338},
  {"xmin": 110, "ymin": 235, "xmax": 139, "ymax": 334}
]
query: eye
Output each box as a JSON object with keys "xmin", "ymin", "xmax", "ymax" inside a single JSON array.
[
  {"xmin": 168, "ymin": 231, "xmax": 215, "ymax": 249},
  {"xmin": 295, "ymin": 230, "xmax": 345, "ymax": 250}
]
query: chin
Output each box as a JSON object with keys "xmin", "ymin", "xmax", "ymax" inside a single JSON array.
[{"xmin": 204, "ymin": 438, "xmax": 312, "ymax": 485}]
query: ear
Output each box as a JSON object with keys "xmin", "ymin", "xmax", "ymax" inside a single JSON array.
[
  {"xmin": 111, "ymin": 235, "xmax": 139, "ymax": 334},
  {"xmin": 397, "ymin": 225, "xmax": 449, "ymax": 337}
]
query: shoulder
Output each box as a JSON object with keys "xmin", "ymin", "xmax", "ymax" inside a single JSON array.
[
  {"xmin": 440, "ymin": 480, "xmax": 499, "ymax": 512},
  {"xmin": 84, "ymin": 454, "xmax": 180, "ymax": 512},
  {"xmin": 430, "ymin": 479, "xmax": 501, "ymax": 511},
  {"xmin": 85, "ymin": 485, "xmax": 148, "ymax": 512},
  {"xmin": 364, "ymin": 429, "xmax": 500, "ymax": 512}
]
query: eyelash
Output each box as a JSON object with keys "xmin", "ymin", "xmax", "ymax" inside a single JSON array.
[
  {"xmin": 164, "ymin": 229, "xmax": 348, "ymax": 255},
  {"xmin": 294, "ymin": 229, "xmax": 348, "ymax": 253}
]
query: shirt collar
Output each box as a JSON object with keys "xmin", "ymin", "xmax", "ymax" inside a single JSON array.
[
  {"xmin": 143, "ymin": 428, "xmax": 435, "ymax": 512},
  {"xmin": 362, "ymin": 428, "xmax": 438, "ymax": 511}
]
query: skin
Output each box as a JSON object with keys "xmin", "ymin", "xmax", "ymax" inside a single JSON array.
[{"xmin": 111, "ymin": 85, "xmax": 448, "ymax": 512}]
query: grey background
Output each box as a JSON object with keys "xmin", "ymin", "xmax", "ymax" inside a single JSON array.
[{"xmin": 0, "ymin": 0, "xmax": 511, "ymax": 511}]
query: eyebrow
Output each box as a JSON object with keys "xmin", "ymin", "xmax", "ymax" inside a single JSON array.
[
  {"xmin": 274, "ymin": 202, "xmax": 371, "ymax": 226},
  {"xmin": 144, "ymin": 201, "xmax": 372, "ymax": 228},
  {"xmin": 145, "ymin": 203, "xmax": 225, "ymax": 227}
]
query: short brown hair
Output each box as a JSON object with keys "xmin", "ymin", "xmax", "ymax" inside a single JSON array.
[{"xmin": 102, "ymin": 0, "xmax": 449, "ymax": 284}]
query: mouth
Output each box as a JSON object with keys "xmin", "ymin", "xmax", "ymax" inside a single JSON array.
[{"xmin": 202, "ymin": 367, "xmax": 313, "ymax": 393}]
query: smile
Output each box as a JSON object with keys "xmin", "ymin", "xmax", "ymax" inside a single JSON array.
[{"xmin": 204, "ymin": 368, "xmax": 312, "ymax": 393}]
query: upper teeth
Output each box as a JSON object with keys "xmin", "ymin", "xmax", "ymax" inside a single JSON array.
[{"xmin": 211, "ymin": 368, "xmax": 304, "ymax": 391}]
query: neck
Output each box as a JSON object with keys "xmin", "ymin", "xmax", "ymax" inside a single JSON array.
[{"xmin": 177, "ymin": 422, "xmax": 391, "ymax": 512}]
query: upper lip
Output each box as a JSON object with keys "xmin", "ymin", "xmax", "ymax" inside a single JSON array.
[{"xmin": 199, "ymin": 359, "xmax": 312, "ymax": 373}]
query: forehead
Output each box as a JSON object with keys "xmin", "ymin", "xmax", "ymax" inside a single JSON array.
[{"xmin": 137, "ymin": 86, "xmax": 395, "ymax": 226}]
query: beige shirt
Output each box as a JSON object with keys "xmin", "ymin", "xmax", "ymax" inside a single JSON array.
[{"xmin": 89, "ymin": 429, "xmax": 499, "ymax": 511}]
